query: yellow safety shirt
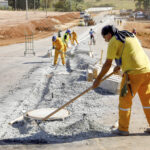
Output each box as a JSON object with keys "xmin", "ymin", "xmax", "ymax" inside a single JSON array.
[
  {"xmin": 72, "ymin": 31, "xmax": 77, "ymax": 39},
  {"xmin": 107, "ymin": 36, "xmax": 150, "ymax": 74},
  {"xmin": 63, "ymin": 33, "xmax": 69, "ymax": 43},
  {"xmin": 53, "ymin": 38, "xmax": 64, "ymax": 51}
]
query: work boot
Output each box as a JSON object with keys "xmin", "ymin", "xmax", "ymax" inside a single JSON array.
[
  {"xmin": 51, "ymin": 64, "xmax": 56, "ymax": 68},
  {"xmin": 145, "ymin": 128, "xmax": 150, "ymax": 133},
  {"xmin": 112, "ymin": 128, "xmax": 129, "ymax": 136}
]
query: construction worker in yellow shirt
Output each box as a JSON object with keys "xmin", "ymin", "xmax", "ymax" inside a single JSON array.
[
  {"xmin": 71, "ymin": 30, "xmax": 78, "ymax": 45},
  {"xmin": 92, "ymin": 25, "xmax": 150, "ymax": 136},
  {"xmin": 52, "ymin": 36, "xmax": 65, "ymax": 66}
]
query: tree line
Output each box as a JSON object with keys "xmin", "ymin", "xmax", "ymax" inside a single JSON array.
[
  {"xmin": 8, "ymin": 0, "xmax": 84, "ymax": 11},
  {"xmin": 135, "ymin": 0, "xmax": 150, "ymax": 11},
  {"xmin": 7, "ymin": 0, "xmax": 150, "ymax": 11}
]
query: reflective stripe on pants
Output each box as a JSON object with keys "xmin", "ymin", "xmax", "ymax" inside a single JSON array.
[{"xmin": 119, "ymin": 72, "xmax": 150, "ymax": 132}]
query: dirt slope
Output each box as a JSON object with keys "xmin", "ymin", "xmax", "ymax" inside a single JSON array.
[
  {"xmin": 0, "ymin": 11, "xmax": 80, "ymax": 46},
  {"xmin": 124, "ymin": 21, "xmax": 150, "ymax": 49}
]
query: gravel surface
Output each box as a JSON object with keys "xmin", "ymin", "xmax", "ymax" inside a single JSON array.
[{"xmin": 0, "ymin": 11, "xmax": 150, "ymax": 149}]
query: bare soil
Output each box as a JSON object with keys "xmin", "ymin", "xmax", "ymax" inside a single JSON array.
[
  {"xmin": 0, "ymin": 10, "xmax": 80, "ymax": 46},
  {"xmin": 124, "ymin": 20, "xmax": 150, "ymax": 49}
]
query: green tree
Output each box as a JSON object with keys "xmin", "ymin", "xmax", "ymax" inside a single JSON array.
[
  {"xmin": 54, "ymin": 0, "xmax": 84, "ymax": 11},
  {"xmin": 135, "ymin": 0, "xmax": 150, "ymax": 10},
  {"xmin": 54, "ymin": 0, "xmax": 66, "ymax": 11},
  {"xmin": 143, "ymin": 0, "xmax": 150, "ymax": 10},
  {"xmin": 8, "ymin": 0, "xmax": 40, "ymax": 10}
]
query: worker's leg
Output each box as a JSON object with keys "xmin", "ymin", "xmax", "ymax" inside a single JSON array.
[
  {"xmin": 90, "ymin": 37, "xmax": 92, "ymax": 45},
  {"xmin": 71, "ymin": 38, "xmax": 74, "ymax": 45},
  {"xmin": 119, "ymin": 74, "xmax": 144, "ymax": 132},
  {"xmin": 63, "ymin": 44, "xmax": 67, "ymax": 57},
  {"xmin": 54, "ymin": 50, "xmax": 59, "ymax": 65},
  {"xmin": 93, "ymin": 37, "xmax": 96, "ymax": 45},
  {"xmin": 60, "ymin": 51, "xmax": 65, "ymax": 65},
  {"xmin": 138, "ymin": 73, "xmax": 150, "ymax": 126},
  {"xmin": 75, "ymin": 38, "xmax": 78, "ymax": 44}
]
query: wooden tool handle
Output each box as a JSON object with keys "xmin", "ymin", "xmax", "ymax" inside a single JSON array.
[
  {"xmin": 43, "ymin": 86, "xmax": 93, "ymax": 121},
  {"xmin": 42, "ymin": 71, "xmax": 115, "ymax": 121}
]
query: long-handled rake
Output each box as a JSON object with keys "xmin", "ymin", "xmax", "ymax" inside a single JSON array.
[
  {"xmin": 42, "ymin": 71, "xmax": 115, "ymax": 121},
  {"xmin": 9, "ymin": 71, "xmax": 115, "ymax": 128}
]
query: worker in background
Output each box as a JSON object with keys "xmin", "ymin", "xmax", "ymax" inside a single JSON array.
[
  {"xmin": 92, "ymin": 25, "xmax": 150, "ymax": 136},
  {"xmin": 57, "ymin": 29, "xmax": 67, "ymax": 56},
  {"xmin": 132, "ymin": 28, "xmax": 136, "ymax": 35},
  {"xmin": 71, "ymin": 30, "xmax": 78, "ymax": 45},
  {"xmin": 62, "ymin": 29, "xmax": 71, "ymax": 55},
  {"xmin": 89, "ymin": 28, "xmax": 95, "ymax": 45},
  {"xmin": 58, "ymin": 30, "xmax": 62, "ymax": 38},
  {"xmin": 63, "ymin": 29, "xmax": 71, "ymax": 47},
  {"xmin": 52, "ymin": 36, "xmax": 65, "ymax": 66},
  {"xmin": 62, "ymin": 29, "xmax": 70, "ymax": 54},
  {"xmin": 120, "ymin": 19, "xmax": 122, "ymax": 26},
  {"xmin": 117, "ymin": 19, "xmax": 120, "ymax": 26}
]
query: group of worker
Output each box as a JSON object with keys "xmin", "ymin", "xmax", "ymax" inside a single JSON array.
[
  {"xmin": 52, "ymin": 24, "xmax": 150, "ymax": 136},
  {"xmin": 52, "ymin": 29, "xmax": 78, "ymax": 66}
]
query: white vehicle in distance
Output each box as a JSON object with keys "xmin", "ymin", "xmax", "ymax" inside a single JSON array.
[
  {"xmin": 80, "ymin": 12, "xmax": 85, "ymax": 18},
  {"xmin": 134, "ymin": 11, "xmax": 146, "ymax": 19}
]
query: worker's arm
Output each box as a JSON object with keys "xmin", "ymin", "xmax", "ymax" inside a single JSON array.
[{"xmin": 92, "ymin": 59, "xmax": 112, "ymax": 89}]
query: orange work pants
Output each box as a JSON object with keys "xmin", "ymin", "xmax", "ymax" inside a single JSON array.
[
  {"xmin": 54, "ymin": 49, "xmax": 65, "ymax": 65},
  {"xmin": 119, "ymin": 72, "xmax": 150, "ymax": 131},
  {"xmin": 71, "ymin": 38, "xmax": 78, "ymax": 45}
]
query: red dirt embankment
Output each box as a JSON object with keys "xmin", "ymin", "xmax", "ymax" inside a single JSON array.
[
  {"xmin": 0, "ymin": 11, "xmax": 80, "ymax": 46},
  {"xmin": 124, "ymin": 21, "xmax": 150, "ymax": 49}
]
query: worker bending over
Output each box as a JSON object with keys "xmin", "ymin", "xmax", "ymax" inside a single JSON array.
[
  {"xmin": 92, "ymin": 25, "xmax": 150, "ymax": 136},
  {"xmin": 71, "ymin": 30, "xmax": 78, "ymax": 45},
  {"xmin": 52, "ymin": 36, "xmax": 65, "ymax": 66}
]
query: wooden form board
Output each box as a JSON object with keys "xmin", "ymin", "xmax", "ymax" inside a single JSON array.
[
  {"xmin": 26, "ymin": 108, "xmax": 69, "ymax": 120},
  {"xmin": 9, "ymin": 108, "xmax": 70, "ymax": 125},
  {"xmin": 93, "ymin": 64, "xmax": 102, "ymax": 79},
  {"xmin": 86, "ymin": 69, "xmax": 93, "ymax": 82}
]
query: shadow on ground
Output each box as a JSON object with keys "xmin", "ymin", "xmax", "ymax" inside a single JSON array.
[{"xmin": 0, "ymin": 130, "xmax": 148, "ymax": 145}]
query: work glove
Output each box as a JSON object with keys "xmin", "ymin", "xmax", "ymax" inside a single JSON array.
[{"xmin": 113, "ymin": 66, "xmax": 120, "ymax": 73}]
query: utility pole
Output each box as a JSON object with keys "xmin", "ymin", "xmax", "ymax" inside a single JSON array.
[
  {"xmin": 46, "ymin": 0, "xmax": 47, "ymax": 17},
  {"xmin": 26, "ymin": 0, "xmax": 28, "ymax": 20},
  {"xmin": 69, "ymin": 0, "xmax": 71, "ymax": 11},
  {"xmin": 15, "ymin": 0, "xmax": 16, "ymax": 10},
  {"xmin": 34, "ymin": 0, "xmax": 35, "ymax": 13}
]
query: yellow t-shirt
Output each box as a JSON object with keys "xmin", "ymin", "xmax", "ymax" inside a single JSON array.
[
  {"xmin": 107, "ymin": 36, "xmax": 150, "ymax": 74},
  {"xmin": 72, "ymin": 31, "xmax": 77, "ymax": 39},
  {"xmin": 53, "ymin": 38, "xmax": 64, "ymax": 51}
]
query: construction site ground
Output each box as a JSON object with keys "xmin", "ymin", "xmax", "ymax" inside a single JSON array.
[{"xmin": 0, "ymin": 10, "xmax": 150, "ymax": 150}]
